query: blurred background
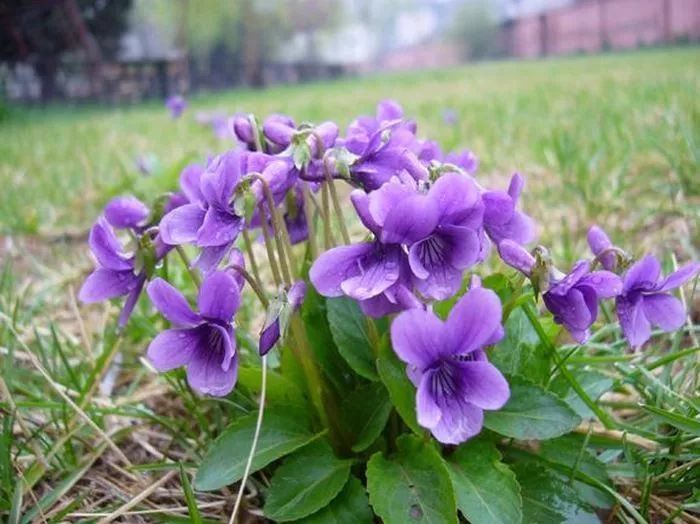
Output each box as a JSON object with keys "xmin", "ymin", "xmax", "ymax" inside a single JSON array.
[{"xmin": 2, "ymin": 0, "xmax": 699, "ymax": 104}]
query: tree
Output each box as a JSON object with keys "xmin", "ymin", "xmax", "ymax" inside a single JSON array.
[{"xmin": 0, "ymin": 0, "xmax": 132, "ymax": 99}]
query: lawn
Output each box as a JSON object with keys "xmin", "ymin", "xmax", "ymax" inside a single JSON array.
[{"xmin": 1, "ymin": 47, "xmax": 699, "ymax": 522}]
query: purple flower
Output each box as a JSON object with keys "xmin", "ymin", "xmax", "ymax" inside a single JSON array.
[
  {"xmin": 616, "ymin": 255, "xmax": 699, "ymax": 349},
  {"xmin": 146, "ymin": 271, "xmax": 241, "ymax": 396},
  {"xmin": 135, "ymin": 153, "xmax": 157, "ymax": 175},
  {"xmin": 391, "ymin": 286, "xmax": 509, "ymax": 444},
  {"xmin": 442, "ymin": 108, "xmax": 458, "ymax": 126},
  {"xmin": 79, "ymin": 218, "xmax": 145, "ymax": 327},
  {"xmin": 259, "ymin": 281, "xmax": 306, "ymax": 356},
  {"xmin": 498, "ymin": 240, "xmax": 622, "ymax": 343},
  {"xmin": 104, "ymin": 196, "xmax": 150, "ymax": 230},
  {"xmin": 159, "ymin": 151, "xmax": 249, "ymax": 272},
  {"xmin": 587, "ymin": 225, "xmax": 618, "ymax": 271},
  {"xmin": 444, "ymin": 149, "xmax": 478, "ymax": 174},
  {"xmin": 482, "ymin": 173, "xmax": 536, "ymax": 245},
  {"xmin": 263, "ymin": 114, "xmax": 296, "ymax": 151},
  {"xmin": 233, "ymin": 115, "xmax": 255, "ymax": 148},
  {"xmin": 166, "ymin": 95, "xmax": 187, "ymax": 119}
]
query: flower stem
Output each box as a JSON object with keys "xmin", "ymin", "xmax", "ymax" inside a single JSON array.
[
  {"xmin": 228, "ymin": 264, "xmax": 269, "ymax": 308},
  {"xmin": 320, "ymin": 180, "xmax": 334, "ymax": 250},
  {"xmin": 229, "ymin": 355, "xmax": 267, "ymax": 524},
  {"xmin": 522, "ymin": 302, "xmax": 617, "ymax": 429},
  {"xmin": 301, "ymin": 182, "xmax": 318, "ymax": 260},
  {"xmin": 242, "ymin": 229, "xmax": 263, "ymax": 290},
  {"xmin": 258, "ymin": 208, "xmax": 282, "ymax": 287},
  {"xmin": 324, "ymin": 157, "xmax": 350, "ymax": 245},
  {"xmin": 175, "ymin": 246, "xmax": 201, "ymax": 287}
]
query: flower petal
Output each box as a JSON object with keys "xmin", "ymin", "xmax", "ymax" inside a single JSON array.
[
  {"xmin": 193, "ymin": 244, "xmax": 230, "ymax": 274},
  {"xmin": 159, "ymin": 204, "xmax": 206, "ymax": 245},
  {"xmin": 642, "ymin": 293, "xmax": 686, "ymax": 332},
  {"xmin": 430, "ymin": 398, "xmax": 484, "ymax": 445},
  {"xmin": 549, "ymin": 260, "xmax": 590, "ymax": 296},
  {"xmin": 309, "ymin": 243, "xmax": 374, "ymax": 297},
  {"xmin": 428, "ymin": 173, "xmax": 480, "ymax": 225},
  {"xmin": 455, "ymin": 361, "xmax": 510, "ymax": 410},
  {"xmin": 391, "ymin": 308, "xmax": 445, "ymax": 368},
  {"xmin": 196, "ymin": 207, "xmax": 241, "ymax": 247},
  {"xmin": 623, "ymin": 255, "xmax": 661, "ymax": 293},
  {"xmin": 381, "ymin": 194, "xmax": 439, "ymax": 245},
  {"xmin": 198, "ymin": 271, "xmax": 240, "ymax": 322},
  {"xmin": 350, "ymin": 190, "xmax": 381, "ymax": 236},
  {"xmin": 186, "ymin": 326, "xmax": 237, "ymax": 396},
  {"xmin": 482, "ymin": 190, "xmax": 514, "ymax": 226},
  {"xmin": 544, "ymin": 287, "xmax": 593, "ymax": 331},
  {"xmin": 104, "ymin": 196, "xmax": 149, "ymax": 229},
  {"xmin": 497, "ymin": 239, "xmax": 535, "ymax": 276},
  {"xmin": 79, "ymin": 269, "xmax": 138, "ymax": 303},
  {"xmin": 340, "ymin": 245, "xmax": 401, "ymax": 300},
  {"xmin": 89, "ymin": 218, "xmax": 132, "ymax": 271},
  {"xmin": 616, "ymin": 295, "xmax": 651, "ymax": 349},
  {"xmin": 656, "ymin": 262, "xmax": 700, "ymax": 292},
  {"xmin": 579, "ymin": 271, "xmax": 623, "ymax": 298},
  {"xmin": 587, "ymin": 225, "xmax": 615, "ymax": 270},
  {"xmin": 180, "ymin": 163, "xmax": 205, "ymax": 204},
  {"xmin": 147, "ymin": 327, "xmax": 200, "ymax": 371},
  {"xmin": 416, "ymin": 370, "xmax": 442, "ymax": 429},
  {"xmin": 147, "ymin": 278, "xmax": 200, "ymax": 326},
  {"xmin": 445, "ymin": 287, "xmax": 503, "ymax": 355}
]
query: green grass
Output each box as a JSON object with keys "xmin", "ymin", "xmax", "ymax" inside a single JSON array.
[{"xmin": 0, "ymin": 47, "xmax": 699, "ymax": 522}]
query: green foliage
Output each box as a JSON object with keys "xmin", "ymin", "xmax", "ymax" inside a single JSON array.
[
  {"xmin": 367, "ymin": 435, "xmax": 457, "ymax": 524},
  {"xmin": 293, "ymin": 475, "xmax": 372, "ymax": 524},
  {"xmin": 195, "ymin": 408, "xmax": 321, "ymax": 491},
  {"xmin": 484, "ymin": 377, "xmax": 581, "ymax": 440},
  {"xmin": 340, "ymin": 382, "xmax": 393, "ymax": 452},
  {"xmin": 326, "ymin": 297, "xmax": 379, "ymax": 381},
  {"xmin": 376, "ymin": 335, "xmax": 422, "ymax": 435},
  {"xmin": 264, "ymin": 440, "xmax": 352, "ymax": 521},
  {"xmin": 446, "ymin": 439, "xmax": 522, "ymax": 524}
]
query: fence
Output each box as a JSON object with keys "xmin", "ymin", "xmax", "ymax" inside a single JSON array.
[{"xmin": 503, "ymin": 0, "xmax": 700, "ymax": 58}]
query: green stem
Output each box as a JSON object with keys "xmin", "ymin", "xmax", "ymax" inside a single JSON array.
[
  {"xmin": 301, "ymin": 182, "xmax": 318, "ymax": 260},
  {"xmin": 522, "ymin": 302, "xmax": 617, "ymax": 429},
  {"xmin": 320, "ymin": 180, "xmax": 334, "ymax": 250},
  {"xmin": 324, "ymin": 157, "xmax": 350, "ymax": 245},
  {"xmin": 242, "ymin": 229, "xmax": 263, "ymax": 290},
  {"xmin": 228, "ymin": 264, "xmax": 268, "ymax": 308},
  {"xmin": 258, "ymin": 206, "xmax": 282, "ymax": 287},
  {"xmin": 175, "ymin": 246, "xmax": 201, "ymax": 288}
]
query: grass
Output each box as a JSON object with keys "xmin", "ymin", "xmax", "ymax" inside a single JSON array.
[{"xmin": 0, "ymin": 47, "xmax": 699, "ymax": 522}]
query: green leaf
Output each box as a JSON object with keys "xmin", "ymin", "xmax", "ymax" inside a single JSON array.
[
  {"xmin": 326, "ymin": 297, "xmax": 379, "ymax": 381},
  {"xmin": 538, "ymin": 436, "xmax": 614, "ymax": 509},
  {"xmin": 194, "ymin": 408, "xmax": 321, "ymax": 491},
  {"xmin": 238, "ymin": 366, "xmax": 308, "ymax": 409},
  {"xmin": 484, "ymin": 377, "xmax": 581, "ymax": 440},
  {"xmin": 510, "ymin": 462, "xmax": 597, "ymax": 524},
  {"xmin": 366, "ymin": 435, "xmax": 457, "ymax": 524},
  {"xmin": 293, "ymin": 476, "xmax": 372, "ymax": 524},
  {"xmin": 179, "ymin": 463, "xmax": 203, "ymax": 524},
  {"xmin": 490, "ymin": 307, "xmax": 550, "ymax": 385},
  {"xmin": 550, "ymin": 371, "xmax": 613, "ymax": 418},
  {"xmin": 642, "ymin": 404, "xmax": 700, "ymax": 436},
  {"xmin": 301, "ymin": 287, "xmax": 356, "ymax": 395},
  {"xmin": 264, "ymin": 440, "xmax": 352, "ymax": 522},
  {"xmin": 341, "ymin": 382, "xmax": 393, "ymax": 452},
  {"xmin": 446, "ymin": 439, "xmax": 522, "ymax": 524},
  {"xmin": 376, "ymin": 335, "xmax": 422, "ymax": 435}
]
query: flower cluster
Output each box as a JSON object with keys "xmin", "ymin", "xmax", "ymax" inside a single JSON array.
[
  {"xmin": 498, "ymin": 229, "xmax": 699, "ymax": 348},
  {"xmin": 79, "ymin": 98, "xmax": 698, "ymax": 446}
]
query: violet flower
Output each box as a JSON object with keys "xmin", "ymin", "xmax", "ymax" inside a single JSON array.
[
  {"xmin": 259, "ymin": 281, "xmax": 306, "ymax": 356},
  {"xmin": 391, "ymin": 286, "xmax": 509, "ymax": 444},
  {"xmin": 498, "ymin": 240, "xmax": 622, "ymax": 343},
  {"xmin": 79, "ymin": 217, "xmax": 146, "ymax": 327},
  {"xmin": 147, "ymin": 271, "xmax": 241, "ymax": 396},
  {"xmin": 483, "ymin": 173, "xmax": 536, "ymax": 245},
  {"xmin": 587, "ymin": 225, "xmax": 618, "ymax": 271},
  {"xmin": 616, "ymin": 255, "xmax": 699, "ymax": 349},
  {"xmin": 159, "ymin": 151, "xmax": 249, "ymax": 272},
  {"xmin": 104, "ymin": 196, "xmax": 150, "ymax": 230},
  {"xmin": 166, "ymin": 95, "xmax": 187, "ymax": 119}
]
